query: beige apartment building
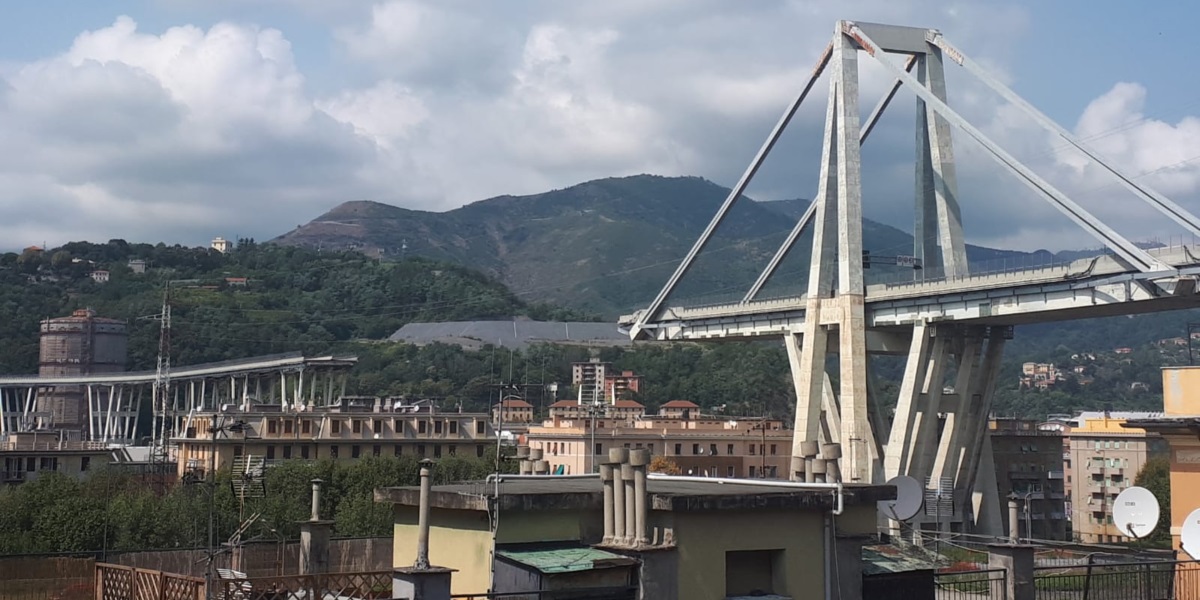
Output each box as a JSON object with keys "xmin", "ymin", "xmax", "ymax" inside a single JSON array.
[
  {"xmin": 173, "ymin": 403, "xmax": 496, "ymax": 480},
  {"xmin": 526, "ymin": 405, "xmax": 791, "ymax": 478},
  {"xmin": 1066, "ymin": 411, "xmax": 1168, "ymax": 543},
  {"xmin": 0, "ymin": 431, "xmax": 114, "ymax": 487}
]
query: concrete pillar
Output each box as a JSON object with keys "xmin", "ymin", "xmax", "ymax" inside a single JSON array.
[
  {"xmin": 630, "ymin": 449, "xmax": 650, "ymax": 546},
  {"xmin": 534, "ymin": 460, "xmax": 550, "ymax": 475},
  {"xmin": 599, "ymin": 462, "xmax": 616, "ymax": 544},
  {"xmin": 299, "ymin": 479, "xmax": 332, "ymax": 575},
  {"xmin": 393, "ymin": 460, "xmax": 456, "ymax": 599},
  {"xmin": 622, "ymin": 463, "xmax": 636, "ymax": 545},
  {"xmin": 810, "ymin": 459, "xmax": 827, "ymax": 484},
  {"xmin": 988, "ymin": 544, "xmax": 1035, "ymax": 600},
  {"xmin": 610, "ymin": 448, "xmax": 628, "ymax": 544}
]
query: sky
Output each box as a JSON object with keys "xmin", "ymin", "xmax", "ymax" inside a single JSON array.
[{"xmin": 1, "ymin": 0, "xmax": 1199, "ymax": 253}]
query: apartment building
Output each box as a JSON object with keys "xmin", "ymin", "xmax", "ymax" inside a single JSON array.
[
  {"xmin": 988, "ymin": 418, "xmax": 1068, "ymax": 540},
  {"xmin": 571, "ymin": 358, "xmax": 612, "ymax": 404},
  {"xmin": 173, "ymin": 401, "xmax": 496, "ymax": 480},
  {"xmin": 526, "ymin": 408, "xmax": 790, "ymax": 478},
  {"xmin": 0, "ymin": 431, "xmax": 114, "ymax": 486},
  {"xmin": 492, "ymin": 397, "xmax": 535, "ymax": 426},
  {"xmin": 1066, "ymin": 411, "xmax": 1168, "ymax": 543},
  {"xmin": 603, "ymin": 371, "xmax": 642, "ymax": 402}
]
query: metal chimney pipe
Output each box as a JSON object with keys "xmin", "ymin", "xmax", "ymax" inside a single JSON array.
[
  {"xmin": 599, "ymin": 462, "xmax": 615, "ymax": 544},
  {"xmin": 310, "ymin": 479, "xmax": 323, "ymax": 521},
  {"xmin": 629, "ymin": 449, "xmax": 650, "ymax": 546},
  {"xmin": 415, "ymin": 464, "xmax": 432, "ymax": 569},
  {"xmin": 609, "ymin": 448, "xmax": 628, "ymax": 544},
  {"xmin": 1008, "ymin": 498, "xmax": 1019, "ymax": 543}
]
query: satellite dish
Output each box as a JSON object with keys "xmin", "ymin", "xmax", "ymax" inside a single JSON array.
[
  {"xmin": 878, "ymin": 475, "xmax": 923, "ymax": 521},
  {"xmin": 1113, "ymin": 486, "xmax": 1160, "ymax": 539},
  {"xmin": 1182, "ymin": 508, "xmax": 1200, "ymax": 557}
]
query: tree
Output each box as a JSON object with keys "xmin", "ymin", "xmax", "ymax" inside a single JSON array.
[
  {"xmin": 649, "ymin": 456, "xmax": 682, "ymax": 475},
  {"xmin": 1134, "ymin": 456, "xmax": 1171, "ymax": 548}
]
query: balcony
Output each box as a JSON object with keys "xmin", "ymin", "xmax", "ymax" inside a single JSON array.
[{"xmin": 1047, "ymin": 470, "xmax": 1065, "ymax": 480}]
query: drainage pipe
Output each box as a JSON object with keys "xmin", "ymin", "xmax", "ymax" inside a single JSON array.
[{"xmin": 646, "ymin": 474, "xmax": 845, "ymax": 515}]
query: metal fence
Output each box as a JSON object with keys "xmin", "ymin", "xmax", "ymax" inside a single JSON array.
[
  {"xmin": 448, "ymin": 587, "xmax": 638, "ymax": 600},
  {"xmin": 934, "ymin": 568, "xmax": 1008, "ymax": 600},
  {"xmin": 1033, "ymin": 560, "xmax": 1200, "ymax": 600}
]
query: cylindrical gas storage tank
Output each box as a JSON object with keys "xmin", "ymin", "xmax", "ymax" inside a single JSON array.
[{"xmin": 38, "ymin": 308, "xmax": 128, "ymax": 434}]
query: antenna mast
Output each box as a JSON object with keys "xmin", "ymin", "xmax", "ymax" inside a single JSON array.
[{"xmin": 154, "ymin": 285, "xmax": 172, "ymax": 450}]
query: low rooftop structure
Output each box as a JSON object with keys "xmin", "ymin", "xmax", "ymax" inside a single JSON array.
[{"xmin": 377, "ymin": 462, "xmax": 891, "ymax": 599}]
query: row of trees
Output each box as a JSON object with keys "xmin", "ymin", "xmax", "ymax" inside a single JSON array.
[{"xmin": 0, "ymin": 455, "xmax": 508, "ymax": 555}]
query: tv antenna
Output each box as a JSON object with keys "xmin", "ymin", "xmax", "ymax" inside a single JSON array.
[
  {"xmin": 1113, "ymin": 486, "xmax": 1160, "ymax": 539},
  {"xmin": 230, "ymin": 453, "xmax": 267, "ymax": 520}
]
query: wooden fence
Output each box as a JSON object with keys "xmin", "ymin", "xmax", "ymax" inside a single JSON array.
[{"xmin": 94, "ymin": 564, "xmax": 204, "ymax": 600}]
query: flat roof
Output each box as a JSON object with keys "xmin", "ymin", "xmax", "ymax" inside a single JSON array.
[
  {"xmin": 496, "ymin": 546, "xmax": 635, "ymax": 574},
  {"xmin": 375, "ymin": 476, "xmax": 893, "ymax": 512}
]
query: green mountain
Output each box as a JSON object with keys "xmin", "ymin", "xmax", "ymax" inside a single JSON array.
[{"xmin": 275, "ymin": 175, "xmax": 1031, "ymax": 316}]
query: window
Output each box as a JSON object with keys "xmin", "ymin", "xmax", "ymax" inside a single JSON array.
[
  {"xmin": 477, "ymin": 444, "xmax": 485, "ymax": 458},
  {"xmin": 417, "ymin": 444, "xmax": 426, "ymax": 456},
  {"xmin": 476, "ymin": 421, "xmax": 485, "ymax": 435},
  {"xmin": 449, "ymin": 446, "xmax": 457, "ymax": 456},
  {"xmin": 710, "ymin": 444, "xmax": 718, "ymax": 455},
  {"xmin": 332, "ymin": 420, "xmax": 342, "ymax": 435},
  {"xmin": 674, "ymin": 443, "xmax": 682, "ymax": 455},
  {"xmin": 284, "ymin": 420, "xmax": 294, "ymax": 434},
  {"xmin": 81, "ymin": 457, "xmax": 91, "ymax": 472},
  {"xmin": 635, "ymin": 443, "xmax": 643, "ymax": 449},
  {"xmin": 770, "ymin": 444, "xmax": 777, "ymax": 455},
  {"xmin": 330, "ymin": 445, "xmax": 339, "ymax": 458},
  {"xmin": 395, "ymin": 445, "xmax": 403, "ymax": 457},
  {"xmin": 352, "ymin": 445, "xmax": 361, "ymax": 458},
  {"xmin": 283, "ymin": 446, "xmax": 292, "ymax": 459},
  {"xmin": 449, "ymin": 421, "xmax": 458, "ymax": 434},
  {"xmin": 725, "ymin": 550, "xmax": 781, "ymax": 598},
  {"xmin": 233, "ymin": 445, "xmax": 244, "ymax": 458},
  {"xmin": 373, "ymin": 444, "xmax": 381, "ymax": 457},
  {"xmin": 648, "ymin": 444, "xmax": 654, "ymax": 454},
  {"xmin": 434, "ymin": 445, "xmax": 442, "ymax": 458},
  {"xmin": 268, "ymin": 420, "xmax": 278, "ymax": 434},
  {"xmin": 728, "ymin": 466, "xmax": 735, "ymax": 477},
  {"xmin": 301, "ymin": 446, "xmax": 310, "ymax": 459},
  {"xmin": 301, "ymin": 420, "xmax": 311, "ymax": 435},
  {"xmin": 266, "ymin": 446, "xmax": 276, "ymax": 460},
  {"xmin": 434, "ymin": 421, "xmax": 444, "ymax": 435},
  {"xmin": 749, "ymin": 466, "xmax": 756, "ymax": 478},
  {"xmin": 419, "ymin": 421, "xmax": 428, "ymax": 434},
  {"xmin": 728, "ymin": 444, "xmax": 735, "ymax": 455},
  {"xmin": 373, "ymin": 420, "xmax": 382, "ymax": 435},
  {"xmin": 353, "ymin": 420, "xmax": 363, "ymax": 434},
  {"xmin": 40, "ymin": 457, "xmax": 58, "ymax": 471},
  {"xmin": 623, "ymin": 443, "xmax": 630, "ymax": 449},
  {"xmin": 692, "ymin": 444, "xmax": 701, "ymax": 455},
  {"xmin": 750, "ymin": 444, "xmax": 757, "ymax": 456},
  {"xmin": 595, "ymin": 443, "xmax": 603, "ymax": 455},
  {"xmin": 25, "ymin": 457, "xmax": 34, "ymax": 472},
  {"xmin": 395, "ymin": 419, "xmax": 406, "ymax": 433}
]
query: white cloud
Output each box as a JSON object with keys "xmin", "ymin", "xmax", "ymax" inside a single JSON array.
[{"xmin": 0, "ymin": 2, "xmax": 1197, "ymax": 256}]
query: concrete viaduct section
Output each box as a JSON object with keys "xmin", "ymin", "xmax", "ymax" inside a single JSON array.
[
  {"xmin": 0, "ymin": 353, "xmax": 356, "ymax": 445},
  {"xmin": 621, "ymin": 20, "xmax": 1200, "ymax": 537}
]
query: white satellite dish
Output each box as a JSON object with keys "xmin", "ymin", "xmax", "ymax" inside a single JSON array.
[
  {"xmin": 1113, "ymin": 486, "xmax": 1160, "ymax": 539},
  {"xmin": 878, "ymin": 475, "xmax": 924, "ymax": 521},
  {"xmin": 1181, "ymin": 508, "xmax": 1200, "ymax": 557}
]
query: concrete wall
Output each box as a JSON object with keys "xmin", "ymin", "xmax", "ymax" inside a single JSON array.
[
  {"xmin": 1163, "ymin": 367, "xmax": 1200, "ymax": 416},
  {"xmin": 667, "ymin": 509, "xmax": 827, "ymax": 600},
  {"xmin": 393, "ymin": 505, "xmax": 493, "ymax": 596}
]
